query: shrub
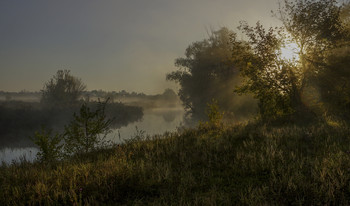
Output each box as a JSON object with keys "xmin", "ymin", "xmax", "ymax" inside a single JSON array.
[
  {"xmin": 31, "ymin": 128, "xmax": 63, "ymax": 163},
  {"xmin": 199, "ymin": 99, "xmax": 224, "ymax": 129},
  {"xmin": 63, "ymin": 100, "xmax": 113, "ymax": 156}
]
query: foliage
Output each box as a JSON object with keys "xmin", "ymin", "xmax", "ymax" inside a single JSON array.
[
  {"xmin": 277, "ymin": 0, "xmax": 345, "ymax": 54},
  {"xmin": 30, "ymin": 100, "xmax": 114, "ymax": 161},
  {"xmin": 63, "ymin": 100, "xmax": 113, "ymax": 156},
  {"xmin": 200, "ymin": 99, "xmax": 224, "ymax": 128},
  {"xmin": 0, "ymin": 100, "xmax": 143, "ymax": 148},
  {"xmin": 315, "ymin": 2, "xmax": 350, "ymax": 118},
  {"xmin": 167, "ymin": 27, "xmax": 256, "ymax": 123},
  {"xmin": 166, "ymin": 0, "xmax": 348, "ymax": 122},
  {"xmin": 41, "ymin": 70, "xmax": 86, "ymax": 108},
  {"xmin": 3, "ymin": 121, "xmax": 350, "ymax": 205},
  {"xmin": 276, "ymin": 0, "xmax": 350, "ymax": 119},
  {"xmin": 161, "ymin": 88, "xmax": 178, "ymax": 101},
  {"xmin": 123, "ymin": 126, "xmax": 147, "ymax": 144},
  {"xmin": 318, "ymin": 43, "xmax": 350, "ymax": 118},
  {"xmin": 206, "ymin": 99, "xmax": 223, "ymax": 125},
  {"xmin": 340, "ymin": 2, "xmax": 350, "ymax": 32},
  {"xmin": 30, "ymin": 128, "xmax": 62, "ymax": 163},
  {"xmin": 236, "ymin": 22, "xmax": 298, "ymax": 120},
  {"xmin": 4, "ymin": 1, "xmax": 350, "ymax": 204},
  {"xmin": 236, "ymin": 0, "xmax": 350, "ymax": 121}
]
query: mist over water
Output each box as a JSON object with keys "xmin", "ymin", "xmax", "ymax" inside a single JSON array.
[
  {"xmin": 111, "ymin": 107, "xmax": 184, "ymax": 143},
  {"xmin": 0, "ymin": 106, "xmax": 184, "ymax": 164},
  {"xmin": 0, "ymin": 147, "xmax": 38, "ymax": 165}
]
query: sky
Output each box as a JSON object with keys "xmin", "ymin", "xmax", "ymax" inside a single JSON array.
[{"xmin": 0, "ymin": 0, "xmax": 281, "ymax": 94}]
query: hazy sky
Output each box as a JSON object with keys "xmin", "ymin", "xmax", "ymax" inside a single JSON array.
[{"xmin": 0, "ymin": 0, "xmax": 281, "ymax": 94}]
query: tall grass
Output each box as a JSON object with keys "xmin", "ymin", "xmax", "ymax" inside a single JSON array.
[{"xmin": 1, "ymin": 120, "xmax": 350, "ymax": 205}]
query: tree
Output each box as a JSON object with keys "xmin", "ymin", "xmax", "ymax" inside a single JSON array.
[
  {"xmin": 63, "ymin": 100, "xmax": 112, "ymax": 156},
  {"xmin": 316, "ymin": 1, "xmax": 350, "ymax": 118},
  {"xmin": 276, "ymin": 0, "xmax": 350, "ymax": 119},
  {"xmin": 41, "ymin": 70, "xmax": 86, "ymax": 107},
  {"xmin": 162, "ymin": 88, "xmax": 177, "ymax": 100},
  {"xmin": 31, "ymin": 100, "xmax": 113, "ymax": 160},
  {"xmin": 236, "ymin": 0, "xmax": 350, "ymax": 121},
  {"xmin": 167, "ymin": 27, "xmax": 256, "ymax": 123},
  {"xmin": 277, "ymin": 0, "xmax": 345, "ymax": 55},
  {"xmin": 340, "ymin": 2, "xmax": 350, "ymax": 32},
  {"xmin": 236, "ymin": 22, "xmax": 297, "ymax": 121},
  {"xmin": 318, "ymin": 44, "xmax": 350, "ymax": 118},
  {"xmin": 31, "ymin": 128, "xmax": 63, "ymax": 163}
]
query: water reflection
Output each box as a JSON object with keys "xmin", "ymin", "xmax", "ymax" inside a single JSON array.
[
  {"xmin": 109, "ymin": 107, "xmax": 184, "ymax": 143},
  {"xmin": 0, "ymin": 147, "xmax": 38, "ymax": 164},
  {"xmin": 1, "ymin": 107, "xmax": 184, "ymax": 164}
]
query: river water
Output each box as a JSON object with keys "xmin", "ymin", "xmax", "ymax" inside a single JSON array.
[{"xmin": 0, "ymin": 107, "xmax": 184, "ymax": 164}]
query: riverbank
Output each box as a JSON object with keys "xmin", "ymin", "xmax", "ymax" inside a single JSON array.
[{"xmin": 1, "ymin": 120, "xmax": 350, "ymax": 205}]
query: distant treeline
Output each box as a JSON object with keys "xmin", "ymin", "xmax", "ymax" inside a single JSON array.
[
  {"xmin": 0, "ymin": 100, "xmax": 143, "ymax": 148},
  {"xmin": 0, "ymin": 88, "xmax": 181, "ymax": 109},
  {"xmin": 0, "ymin": 70, "xmax": 183, "ymax": 148},
  {"xmin": 82, "ymin": 88, "xmax": 181, "ymax": 109},
  {"xmin": 0, "ymin": 91, "xmax": 41, "ymax": 102}
]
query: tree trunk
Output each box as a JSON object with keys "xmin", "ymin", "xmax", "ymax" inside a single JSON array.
[{"xmin": 289, "ymin": 70, "xmax": 315, "ymax": 122}]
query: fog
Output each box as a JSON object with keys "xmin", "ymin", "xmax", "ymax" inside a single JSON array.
[
  {"xmin": 0, "ymin": 108, "xmax": 184, "ymax": 164},
  {"xmin": 0, "ymin": 147, "xmax": 38, "ymax": 164},
  {"xmin": 0, "ymin": 0, "xmax": 280, "ymax": 94},
  {"xmin": 0, "ymin": 0, "xmax": 280, "ymax": 163},
  {"xmin": 108, "ymin": 108, "xmax": 184, "ymax": 143},
  {"xmin": 0, "ymin": 91, "xmax": 184, "ymax": 164}
]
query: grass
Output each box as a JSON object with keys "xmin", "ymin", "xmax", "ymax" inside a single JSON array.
[{"xmin": 1, "ymin": 120, "xmax": 350, "ymax": 205}]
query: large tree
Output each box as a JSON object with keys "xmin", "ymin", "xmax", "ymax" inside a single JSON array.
[
  {"xmin": 167, "ymin": 28, "xmax": 256, "ymax": 123},
  {"xmin": 236, "ymin": 0, "xmax": 350, "ymax": 121},
  {"xmin": 235, "ymin": 22, "xmax": 298, "ymax": 120},
  {"xmin": 277, "ymin": 0, "xmax": 350, "ymax": 119},
  {"xmin": 168, "ymin": 0, "xmax": 350, "ymax": 123},
  {"xmin": 41, "ymin": 70, "xmax": 86, "ymax": 107},
  {"xmin": 316, "ymin": 1, "xmax": 350, "ymax": 118}
]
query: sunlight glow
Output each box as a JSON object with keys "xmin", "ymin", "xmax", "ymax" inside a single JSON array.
[{"xmin": 280, "ymin": 42, "xmax": 300, "ymax": 61}]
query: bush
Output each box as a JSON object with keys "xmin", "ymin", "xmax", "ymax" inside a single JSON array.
[
  {"xmin": 31, "ymin": 100, "xmax": 113, "ymax": 161},
  {"xmin": 63, "ymin": 101, "xmax": 113, "ymax": 156},
  {"xmin": 31, "ymin": 128, "xmax": 63, "ymax": 163},
  {"xmin": 199, "ymin": 99, "xmax": 224, "ymax": 129}
]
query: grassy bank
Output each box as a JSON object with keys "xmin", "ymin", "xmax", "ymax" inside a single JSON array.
[{"xmin": 1, "ymin": 121, "xmax": 350, "ymax": 205}]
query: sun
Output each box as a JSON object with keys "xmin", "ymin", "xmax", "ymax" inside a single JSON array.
[{"xmin": 280, "ymin": 42, "xmax": 300, "ymax": 62}]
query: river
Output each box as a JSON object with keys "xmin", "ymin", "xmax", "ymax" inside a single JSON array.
[{"xmin": 0, "ymin": 107, "xmax": 184, "ymax": 164}]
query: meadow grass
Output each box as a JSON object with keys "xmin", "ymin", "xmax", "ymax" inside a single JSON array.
[{"xmin": 1, "ymin": 120, "xmax": 350, "ymax": 205}]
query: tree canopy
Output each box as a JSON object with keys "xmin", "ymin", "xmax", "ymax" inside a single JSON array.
[
  {"xmin": 167, "ymin": 28, "xmax": 257, "ymax": 123},
  {"xmin": 168, "ymin": 0, "xmax": 350, "ymax": 123},
  {"xmin": 41, "ymin": 70, "xmax": 86, "ymax": 108},
  {"xmin": 236, "ymin": 0, "xmax": 350, "ymax": 121}
]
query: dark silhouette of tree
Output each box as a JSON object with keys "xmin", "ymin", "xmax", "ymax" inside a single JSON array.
[
  {"xmin": 341, "ymin": 2, "xmax": 350, "ymax": 31},
  {"xmin": 316, "ymin": 1, "xmax": 350, "ymax": 118},
  {"xmin": 167, "ymin": 27, "xmax": 256, "ymax": 123},
  {"xmin": 31, "ymin": 128, "xmax": 63, "ymax": 163},
  {"xmin": 41, "ymin": 70, "xmax": 86, "ymax": 108},
  {"xmin": 236, "ymin": 0, "xmax": 350, "ymax": 121},
  {"xmin": 235, "ymin": 22, "xmax": 298, "ymax": 120},
  {"xmin": 167, "ymin": 0, "xmax": 349, "ymax": 123},
  {"xmin": 161, "ymin": 88, "xmax": 177, "ymax": 101},
  {"xmin": 277, "ymin": 0, "xmax": 350, "ymax": 119},
  {"xmin": 63, "ymin": 100, "xmax": 112, "ymax": 156}
]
